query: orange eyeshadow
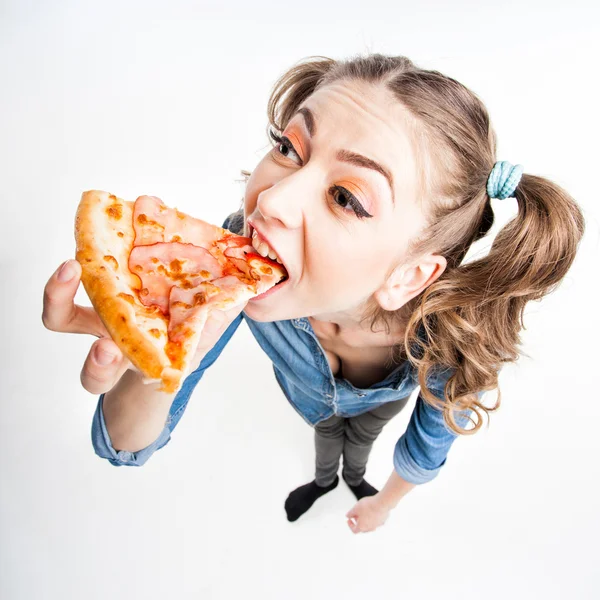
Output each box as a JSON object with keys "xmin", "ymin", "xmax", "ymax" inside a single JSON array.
[
  {"xmin": 284, "ymin": 128, "xmax": 305, "ymax": 160},
  {"xmin": 340, "ymin": 180, "xmax": 374, "ymax": 213}
]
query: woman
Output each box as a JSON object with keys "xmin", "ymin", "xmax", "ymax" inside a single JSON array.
[{"xmin": 42, "ymin": 54, "xmax": 585, "ymax": 533}]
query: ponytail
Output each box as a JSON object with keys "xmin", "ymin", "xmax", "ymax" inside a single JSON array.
[{"xmin": 403, "ymin": 174, "xmax": 585, "ymax": 435}]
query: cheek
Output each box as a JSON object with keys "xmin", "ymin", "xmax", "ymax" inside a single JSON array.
[{"xmin": 307, "ymin": 232, "xmax": 385, "ymax": 295}]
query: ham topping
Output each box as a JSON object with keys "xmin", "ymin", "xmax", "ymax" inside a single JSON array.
[
  {"xmin": 129, "ymin": 242, "xmax": 223, "ymax": 314},
  {"xmin": 128, "ymin": 195, "xmax": 288, "ymax": 364},
  {"xmin": 133, "ymin": 195, "xmax": 225, "ymax": 248}
]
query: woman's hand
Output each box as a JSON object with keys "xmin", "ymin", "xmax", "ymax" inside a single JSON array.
[
  {"xmin": 345, "ymin": 496, "xmax": 391, "ymax": 534},
  {"xmin": 346, "ymin": 470, "xmax": 416, "ymax": 533},
  {"xmin": 42, "ymin": 259, "xmax": 247, "ymax": 396},
  {"xmin": 42, "ymin": 259, "xmax": 133, "ymax": 394}
]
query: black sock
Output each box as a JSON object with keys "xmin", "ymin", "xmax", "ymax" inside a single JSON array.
[
  {"xmin": 284, "ymin": 475, "xmax": 339, "ymax": 522},
  {"xmin": 342, "ymin": 473, "xmax": 379, "ymax": 500}
]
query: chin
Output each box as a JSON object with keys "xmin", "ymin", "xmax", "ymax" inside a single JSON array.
[
  {"xmin": 243, "ymin": 298, "xmax": 306, "ymax": 323},
  {"xmin": 242, "ymin": 300, "xmax": 284, "ymax": 322}
]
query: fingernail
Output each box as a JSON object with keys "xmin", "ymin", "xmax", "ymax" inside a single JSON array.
[
  {"xmin": 94, "ymin": 347, "xmax": 116, "ymax": 366},
  {"xmin": 57, "ymin": 260, "xmax": 76, "ymax": 282}
]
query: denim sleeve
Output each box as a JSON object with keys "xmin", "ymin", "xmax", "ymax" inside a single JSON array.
[{"xmin": 393, "ymin": 368, "xmax": 479, "ymax": 485}]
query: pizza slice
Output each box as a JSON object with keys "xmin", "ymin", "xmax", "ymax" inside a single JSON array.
[{"xmin": 75, "ymin": 191, "xmax": 287, "ymax": 393}]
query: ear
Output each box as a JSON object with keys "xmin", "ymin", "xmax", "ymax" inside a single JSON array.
[{"xmin": 374, "ymin": 254, "xmax": 447, "ymax": 312}]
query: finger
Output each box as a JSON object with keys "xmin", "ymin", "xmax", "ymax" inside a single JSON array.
[
  {"xmin": 42, "ymin": 260, "xmax": 80, "ymax": 330},
  {"xmin": 201, "ymin": 310, "xmax": 229, "ymax": 337},
  {"xmin": 347, "ymin": 519, "xmax": 360, "ymax": 534},
  {"xmin": 42, "ymin": 260, "xmax": 106, "ymax": 336},
  {"xmin": 213, "ymin": 302, "xmax": 247, "ymax": 325},
  {"xmin": 222, "ymin": 300, "xmax": 248, "ymax": 317},
  {"xmin": 80, "ymin": 338, "xmax": 127, "ymax": 395},
  {"xmin": 136, "ymin": 195, "xmax": 162, "ymax": 203},
  {"xmin": 198, "ymin": 305, "xmax": 243, "ymax": 345}
]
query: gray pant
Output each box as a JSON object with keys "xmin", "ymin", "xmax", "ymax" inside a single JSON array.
[{"xmin": 314, "ymin": 396, "xmax": 411, "ymax": 487}]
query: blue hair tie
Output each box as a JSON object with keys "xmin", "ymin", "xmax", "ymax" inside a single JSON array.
[{"xmin": 486, "ymin": 161, "xmax": 524, "ymax": 200}]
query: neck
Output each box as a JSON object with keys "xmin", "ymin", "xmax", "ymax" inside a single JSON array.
[
  {"xmin": 309, "ymin": 312, "xmax": 358, "ymax": 332},
  {"xmin": 309, "ymin": 305, "xmax": 407, "ymax": 341}
]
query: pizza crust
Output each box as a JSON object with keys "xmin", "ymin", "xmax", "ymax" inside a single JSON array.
[
  {"xmin": 75, "ymin": 191, "xmax": 182, "ymax": 392},
  {"xmin": 75, "ymin": 190, "xmax": 286, "ymax": 395}
]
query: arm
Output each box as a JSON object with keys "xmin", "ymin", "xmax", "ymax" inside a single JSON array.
[
  {"xmin": 375, "ymin": 469, "xmax": 417, "ymax": 510},
  {"xmin": 92, "ymin": 310, "xmax": 243, "ymax": 466},
  {"xmin": 347, "ymin": 387, "xmax": 479, "ymax": 533},
  {"xmin": 102, "ymin": 372, "xmax": 179, "ymax": 453}
]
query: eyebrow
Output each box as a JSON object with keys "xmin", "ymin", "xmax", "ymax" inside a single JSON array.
[{"xmin": 295, "ymin": 107, "xmax": 395, "ymax": 206}]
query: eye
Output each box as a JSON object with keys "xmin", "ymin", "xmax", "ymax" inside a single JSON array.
[
  {"xmin": 268, "ymin": 129, "xmax": 301, "ymax": 164},
  {"xmin": 328, "ymin": 185, "xmax": 372, "ymax": 220}
]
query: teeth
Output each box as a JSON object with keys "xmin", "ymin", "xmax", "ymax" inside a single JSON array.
[
  {"xmin": 257, "ymin": 241, "xmax": 270, "ymax": 258},
  {"xmin": 252, "ymin": 229, "xmax": 283, "ymax": 264}
]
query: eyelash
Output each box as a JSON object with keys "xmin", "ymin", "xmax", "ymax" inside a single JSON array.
[{"xmin": 268, "ymin": 128, "xmax": 372, "ymax": 220}]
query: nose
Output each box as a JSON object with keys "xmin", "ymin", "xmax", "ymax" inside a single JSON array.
[{"xmin": 255, "ymin": 170, "xmax": 308, "ymax": 230}]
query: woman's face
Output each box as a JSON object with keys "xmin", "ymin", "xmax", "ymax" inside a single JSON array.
[{"xmin": 241, "ymin": 81, "xmax": 430, "ymax": 324}]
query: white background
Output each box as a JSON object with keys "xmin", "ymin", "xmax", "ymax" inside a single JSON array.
[{"xmin": 2, "ymin": 1, "xmax": 599, "ymax": 598}]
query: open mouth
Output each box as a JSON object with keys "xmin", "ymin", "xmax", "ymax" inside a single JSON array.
[
  {"xmin": 248, "ymin": 223, "xmax": 290, "ymax": 286},
  {"xmin": 248, "ymin": 223, "xmax": 290, "ymax": 292}
]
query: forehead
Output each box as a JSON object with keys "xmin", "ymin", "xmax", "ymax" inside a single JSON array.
[{"xmin": 297, "ymin": 81, "xmax": 420, "ymax": 208}]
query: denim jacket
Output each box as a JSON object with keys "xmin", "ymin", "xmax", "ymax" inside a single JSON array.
[{"xmin": 91, "ymin": 210, "xmax": 475, "ymax": 485}]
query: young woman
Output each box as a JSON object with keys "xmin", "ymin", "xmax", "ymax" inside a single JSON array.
[{"xmin": 42, "ymin": 54, "xmax": 585, "ymax": 533}]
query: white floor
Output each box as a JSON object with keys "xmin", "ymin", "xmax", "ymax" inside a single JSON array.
[
  {"xmin": 4, "ymin": 305, "xmax": 599, "ymax": 599},
  {"xmin": 2, "ymin": 2, "xmax": 599, "ymax": 598}
]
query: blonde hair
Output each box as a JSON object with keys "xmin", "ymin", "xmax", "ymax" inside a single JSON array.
[{"xmin": 249, "ymin": 53, "xmax": 585, "ymax": 435}]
